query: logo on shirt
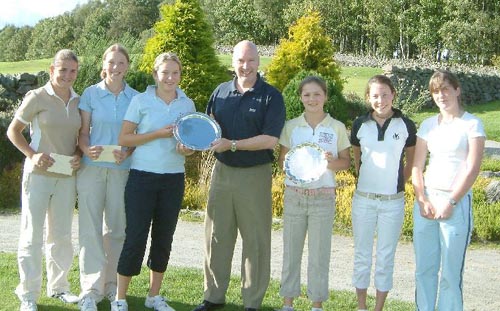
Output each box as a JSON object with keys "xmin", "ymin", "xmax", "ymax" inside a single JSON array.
[
  {"xmin": 393, "ymin": 132, "xmax": 400, "ymax": 140},
  {"xmin": 249, "ymin": 108, "xmax": 256, "ymax": 112},
  {"xmin": 318, "ymin": 132, "xmax": 334, "ymax": 145}
]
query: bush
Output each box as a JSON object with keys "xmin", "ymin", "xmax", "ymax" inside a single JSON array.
[
  {"xmin": 126, "ymin": 70, "xmax": 154, "ymax": 93},
  {"xmin": 471, "ymin": 177, "xmax": 500, "ymax": 242},
  {"xmin": 268, "ymin": 169, "xmax": 500, "ymax": 242},
  {"xmin": 140, "ymin": 0, "xmax": 228, "ymax": 112},
  {"xmin": 282, "ymin": 70, "xmax": 350, "ymax": 125},
  {"xmin": 0, "ymin": 162, "xmax": 22, "ymax": 210},
  {"xmin": 266, "ymin": 10, "xmax": 343, "ymax": 93}
]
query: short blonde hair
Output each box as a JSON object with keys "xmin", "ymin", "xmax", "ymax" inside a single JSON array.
[{"xmin": 153, "ymin": 52, "xmax": 182, "ymax": 74}]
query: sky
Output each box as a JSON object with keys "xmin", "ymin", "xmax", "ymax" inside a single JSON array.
[{"xmin": 0, "ymin": 0, "xmax": 90, "ymax": 29}]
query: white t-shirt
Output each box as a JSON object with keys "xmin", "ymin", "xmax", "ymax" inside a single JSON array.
[
  {"xmin": 279, "ymin": 113, "xmax": 351, "ymax": 188},
  {"xmin": 418, "ymin": 112, "xmax": 485, "ymax": 191}
]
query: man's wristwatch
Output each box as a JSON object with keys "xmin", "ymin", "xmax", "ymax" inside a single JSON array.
[
  {"xmin": 449, "ymin": 198, "xmax": 457, "ymax": 207},
  {"xmin": 230, "ymin": 140, "xmax": 237, "ymax": 152}
]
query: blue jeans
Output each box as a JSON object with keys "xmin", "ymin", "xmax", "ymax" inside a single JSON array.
[
  {"xmin": 413, "ymin": 189, "xmax": 473, "ymax": 311},
  {"xmin": 117, "ymin": 169, "xmax": 184, "ymax": 276}
]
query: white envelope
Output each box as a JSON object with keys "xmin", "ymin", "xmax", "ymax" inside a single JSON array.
[
  {"xmin": 47, "ymin": 153, "xmax": 74, "ymax": 176},
  {"xmin": 93, "ymin": 145, "xmax": 121, "ymax": 162}
]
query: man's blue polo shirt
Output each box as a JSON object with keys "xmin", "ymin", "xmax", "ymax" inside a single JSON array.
[{"xmin": 206, "ymin": 76, "xmax": 285, "ymax": 167}]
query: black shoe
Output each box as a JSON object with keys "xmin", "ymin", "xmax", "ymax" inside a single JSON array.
[{"xmin": 192, "ymin": 300, "xmax": 225, "ymax": 311}]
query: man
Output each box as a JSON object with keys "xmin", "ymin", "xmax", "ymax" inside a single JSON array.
[{"xmin": 192, "ymin": 40, "xmax": 286, "ymax": 311}]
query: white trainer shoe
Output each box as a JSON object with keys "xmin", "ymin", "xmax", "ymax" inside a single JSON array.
[
  {"xmin": 20, "ymin": 300, "xmax": 37, "ymax": 311},
  {"xmin": 51, "ymin": 291, "xmax": 80, "ymax": 304},
  {"xmin": 145, "ymin": 295, "xmax": 175, "ymax": 311},
  {"xmin": 111, "ymin": 299, "xmax": 128, "ymax": 311},
  {"xmin": 105, "ymin": 291, "xmax": 117, "ymax": 302},
  {"xmin": 79, "ymin": 296, "xmax": 97, "ymax": 311}
]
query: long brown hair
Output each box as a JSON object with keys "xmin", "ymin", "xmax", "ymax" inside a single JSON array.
[{"xmin": 428, "ymin": 70, "xmax": 464, "ymax": 108}]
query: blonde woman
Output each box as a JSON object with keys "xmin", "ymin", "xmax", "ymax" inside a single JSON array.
[
  {"xmin": 7, "ymin": 49, "xmax": 82, "ymax": 311},
  {"xmin": 77, "ymin": 44, "xmax": 139, "ymax": 311},
  {"xmin": 111, "ymin": 52, "xmax": 195, "ymax": 311}
]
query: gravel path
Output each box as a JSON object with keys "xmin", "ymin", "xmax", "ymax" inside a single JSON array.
[{"xmin": 0, "ymin": 213, "xmax": 498, "ymax": 310}]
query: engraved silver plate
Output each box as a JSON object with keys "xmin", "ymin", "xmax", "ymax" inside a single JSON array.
[
  {"xmin": 174, "ymin": 112, "xmax": 221, "ymax": 151},
  {"xmin": 284, "ymin": 142, "xmax": 327, "ymax": 185}
]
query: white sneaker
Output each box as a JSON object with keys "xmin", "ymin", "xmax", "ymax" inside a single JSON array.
[
  {"xmin": 105, "ymin": 291, "xmax": 116, "ymax": 302},
  {"xmin": 111, "ymin": 299, "xmax": 128, "ymax": 311},
  {"xmin": 20, "ymin": 300, "xmax": 37, "ymax": 311},
  {"xmin": 79, "ymin": 296, "xmax": 97, "ymax": 311},
  {"xmin": 51, "ymin": 291, "xmax": 80, "ymax": 304},
  {"xmin": 145, "ymin": 295, "xmax": 175, "ymax": 311}
]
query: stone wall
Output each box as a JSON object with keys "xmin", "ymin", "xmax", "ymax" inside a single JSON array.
[
  {"xmin": 382, "ymin": 64, "xmax": 500, "ymax": 107},
  {"xmin": 216, "ymin": 46, "xmax": 500, "ymax": 106},
  {"xmin": 0, "ymin": 72, "xmax": 49, "ymax": 113},
  {"xmin": 334, "ymin": 53, "xmax": 500, "ymax": 106}
]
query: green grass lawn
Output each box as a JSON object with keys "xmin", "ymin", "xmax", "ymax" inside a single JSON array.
[
  {"xmin": 0, "ymin": 253, "xmax": 414, "ymax": 311},
  {"xmin": 0, "ymin": 58, "xmax": 52, "ymax": 75}
]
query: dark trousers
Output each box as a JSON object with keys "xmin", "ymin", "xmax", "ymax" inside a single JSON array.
[{"xmin": 117, "ymin": 169, "xmax": 184, "ymax": 276}]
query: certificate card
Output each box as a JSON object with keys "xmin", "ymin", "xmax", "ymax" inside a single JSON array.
[
  {"xmin": 47, "ymin": 153, "xmax": 74, "ymax": 176},
  {"xmin": 94, "ymin": 145, "xmax": 120, "ymax": 163}
]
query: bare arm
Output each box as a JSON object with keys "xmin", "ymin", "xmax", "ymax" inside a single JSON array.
[
  {"xmin": 277, "ymin": 144, "xmax": 289, "ymax": 170},
  {"xmin": 210, "ymin": 135, "xmax": 278, "ymax": 153},
  {"xmin": 403, "ymin": 146, "xmax": 416, "ymax": 183},
  {"xmin": 412, "ymin": 137, "xmax": 434, "ymax": 218},
  {"xmin": 78, "ymin": 110, "xmax": 103, "ymax": 160},
  {"xmin": 7, "ymin": 118, "xmax": 54, "ymax": 169},
  {"xmin": 118, "ymin": 120, "xmax": 174, "ymax": 147},
  {"xmin": 352, "ymin": 145, "xmax": 361, "ymax": 176},
  {"xmin": 326, "ymin": 147, "xmax": 351, "ymax": 172}
]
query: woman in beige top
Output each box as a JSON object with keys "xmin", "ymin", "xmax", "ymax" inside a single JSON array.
[{"xmin": 7, "ymin": 49, "xmax": 82, "ymax": 311}]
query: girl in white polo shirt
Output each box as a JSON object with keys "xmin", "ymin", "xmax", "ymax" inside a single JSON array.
[
  {"xmin": 412, "ymin": 70, "xmax": 485, "ymax": 311},
  {"xmin": 277, "ymin": 76, "xmax": 351, "ymax": 311},
  {"xmin": 112, "ymin": 52, "xmax": 195, "ymax": 311},
  {"xmin": 350, "ymin": 75, "xmax": 416, "ymax": 311}
]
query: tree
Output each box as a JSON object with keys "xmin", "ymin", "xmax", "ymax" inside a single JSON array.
[
  {"xmin": 5, "ymin": 26, "xmax": 33, "ymax": 62},
  {"xmin": 26, "ymin": 14, "xmax": 76, "ymax": 60},
  {"xmin": 0, "ymin": 26, "xmax": 18, "ymax": 61},
  {"xmin": 266, "ymin": 10, "xmax": 343, "ymax": 92},
  {"xmin": 106, "ymin": 0, "xmax": 162, "ymax": 39},
  {"xmin": 140, "ymin": 0, "xmax": 228, "ymax": 111}
]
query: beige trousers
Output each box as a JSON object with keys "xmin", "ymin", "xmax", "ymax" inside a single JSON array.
[
  {"xmin": 77, "ymin": 165, "xmax": 128, "ymax": 301},
  {"xmin": 16, "ymin": 171, "xmax": 76, "ymax": 301},
  {"xmin": 203, "ymin": 161, "xmax": 272, "ymax": 309}
]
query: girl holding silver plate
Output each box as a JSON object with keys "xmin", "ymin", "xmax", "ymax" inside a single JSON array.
[
  {"xmin": 277, "ymin": 76, "xmax": 351, "ymax": 311},
  {"xmin": 114, "ymin": 52, "xmax": 195, "ymax": 311}
]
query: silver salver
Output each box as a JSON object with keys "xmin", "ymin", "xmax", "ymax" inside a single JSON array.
[
  {"xmin": 284, "ymin": 142, "xmax": 327, "ymax": 185},
  {"xmin": 174, "ymin": 112, "xmax": 221, "ymax": 151}
]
